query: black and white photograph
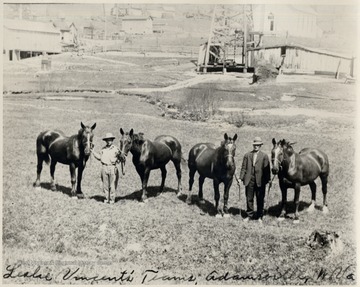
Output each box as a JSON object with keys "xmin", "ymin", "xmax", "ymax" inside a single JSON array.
[{"xmin": 2, "ymin": 0, "xmax": 358, "ymax": 285}]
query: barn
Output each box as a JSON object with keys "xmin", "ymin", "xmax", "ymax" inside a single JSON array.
[
  {"xmin": 121, "ymin": 16, "xmax": 153, "ymax": 35},
  {"xmin": 3, "ymin": 19, "xmax": 61, "ymax": 61}
]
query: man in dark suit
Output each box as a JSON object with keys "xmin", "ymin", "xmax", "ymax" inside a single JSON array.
[{"xmin": 240, "ymin": 137, "xmax": 271, "ymax": 222}]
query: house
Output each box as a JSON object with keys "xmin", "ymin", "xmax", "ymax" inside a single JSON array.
[
  {"xmin": 3, "ymin": 19, "xmax": 61, "ymax": 61},
  {"xmin": 121, "ymin": 16, "xmax": 153, "ymax": 34},
  {"xmin": 52, "ymin": 20, "xmax": 78, "ymax": 46},
  {"xmin": 252, "ymin": 5, "xmax": 323, "ymax": 39}
]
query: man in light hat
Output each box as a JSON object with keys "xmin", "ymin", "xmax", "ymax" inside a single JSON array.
[
  {"xmin": 91, "ymin": 132, "xmax": 122, "ymax": 204},
  {"xmin": 240, "ymin": 136, "xmax": 271, "ymax": 222}
]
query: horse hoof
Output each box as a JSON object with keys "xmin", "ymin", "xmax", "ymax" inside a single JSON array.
[
  {"xmin": 307, "ymin": 205, "xmax": 315, "ymax": 213},
  {"xmin": 34, "ymin": 186, "xmax": 41, "ymax": 191},
  {"xmin": 323, "ymin": 206, "xmax": 329, "ymax": 214},
  {"xmin": 77, "ymin": 194, "xmax": 85, "ymax": 199},
  {"xmin": 223, "ymin": 213, "xmax": 230, "ymax": 218},
  {"xmin": 293, "ymin": 219, "xmax": 300, "ymax": 224},
  {"xmin": 277, "ymin": 217, "xmax": 285, "ymax": 222},
  {"xmin": 71, "ymin": 196, "xmax": 78, "ymax": 200},
  {"xmin": 215, "ymin": 214, "xmax": 222, "ymax": 218}
]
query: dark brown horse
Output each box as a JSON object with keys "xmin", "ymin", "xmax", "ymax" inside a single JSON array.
[
  {"xmin": 34, "ymin": 122, "xmax": 96, "ymax": 198},
  {"xmin": 119, "ymin": 128, "xmax": 182, "ymax": 202},
  {"xmin": 271, "ymin": 138, "xmax": 329, "ymax": 222},
  {"xmin": 187, "ymin": 133, "xmax": 237, "ymax": 217}
]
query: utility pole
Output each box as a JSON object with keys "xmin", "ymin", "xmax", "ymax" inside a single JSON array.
[
  {"xmin": 243, "ymin": 4, "xmax": 248, "ymax": 73},
  {"xmin": 203, "ymin": 5, "xmax": 217, "ymax": 73},
  {"xmin": 103, "ymin": 4, "xmax": 107, "ymax": 52}
]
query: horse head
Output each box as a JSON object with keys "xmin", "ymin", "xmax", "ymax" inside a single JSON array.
[
  {"xmin": 271, "ymin": 138, "xmax": 296, "ymax": 174},
  {"xmin": 120, "ymin": 128, "xmax": 145, "ymax": 156},
  {"xmin": 221, "ymin": 133, "xmax": 238, "ymax": 168},
  {"xmin": 80, "ymin": 122, "xmax": 96, "ymax": 156}
]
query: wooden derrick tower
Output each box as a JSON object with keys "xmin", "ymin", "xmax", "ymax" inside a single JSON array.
[{"xmin": 198, "ymin": 4, "xmax": 254, "ymax": 73}]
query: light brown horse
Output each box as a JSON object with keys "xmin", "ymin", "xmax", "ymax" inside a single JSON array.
[
  {"xmin": 271, "ymin": 138, "xmax": 329, "ymax": 222},
  {"xmin": 34, "ymin": 122, "xmax": 96, "ymax": 198},
  {"xmin": 187, "ymin": 133, "xmax": 237, "ymax": 217},
  {"xmin": 119, "ymin": 128, "xmax": 182, "ymax": 202}
]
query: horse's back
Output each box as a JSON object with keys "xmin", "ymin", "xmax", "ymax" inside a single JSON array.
[
  {"xmin": 154, "ymin": 135, "xmax": 182, "ymax": 159},
  {"xmin": 299, "ymin": 148, "xmax": 329, "ymax": 175},
  {"xmin": 188, "ymin": 143, "xmax": 216, "ymax": 177}
]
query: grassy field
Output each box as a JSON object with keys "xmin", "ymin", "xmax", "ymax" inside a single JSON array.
[{"xmin": 2, "ymin": 53, "xmax": 357, "ymax": 285}]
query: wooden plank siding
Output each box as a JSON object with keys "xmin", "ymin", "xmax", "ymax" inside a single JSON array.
[{"xmin": 249, "ymin": 45, "xmax": 355, "ymax": 76}]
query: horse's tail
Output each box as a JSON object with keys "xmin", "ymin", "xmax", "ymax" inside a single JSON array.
[{"xmin": 36, "ymin": 132, "xmax": 50, "ymax": 164}]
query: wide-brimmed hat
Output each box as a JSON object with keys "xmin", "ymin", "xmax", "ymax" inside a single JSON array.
[
  {"xmin": 253, "ymin": 136, "xmax": 263, "ymax": 145},
  {"xmin": 102, "ymin": 133, "xmax": 115, "ymax": 141}
]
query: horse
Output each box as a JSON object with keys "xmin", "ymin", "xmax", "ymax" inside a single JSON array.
[
  {"xmin": 34, "ymin": 122, "xmax": 96, "ymax": 198},
  {"xmin": 271, "ymin": 138, "xmax": 329, "ymax": 222},
  {"xmin": 119, "ymin": 128, "xmax": 182, "ymax": 202},
  {"xmin": 187, "ymin": 133, "xmax": 238, "ymax": 217}
]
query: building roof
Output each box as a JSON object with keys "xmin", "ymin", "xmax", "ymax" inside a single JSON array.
[
  {"xmin": 4, "ymin": 19, "xmax": 60, "ymax": 34},
  {"xmin": 121, "ymin": 16, "xmax": 152, "ymax": 21},
  {"xmin": 52, "ymin": 20, "xmax": 71, "ymax": 31}
]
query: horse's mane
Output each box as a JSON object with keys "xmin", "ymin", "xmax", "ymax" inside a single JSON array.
[{"xmin": 133, "ymin": 133, "xmax": 145, "ymax": 144}]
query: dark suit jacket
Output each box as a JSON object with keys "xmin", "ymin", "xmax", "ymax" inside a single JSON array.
[{"xmin": 240, "ymin": 150, "xmax": 271, "ymax": 187}]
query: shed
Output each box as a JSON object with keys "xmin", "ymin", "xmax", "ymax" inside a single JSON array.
[
  {"xmin": 249, "ymin": 45, "xmax": 356, "ymax": 77},
  {"xmin": 3, "ymin": 19, "xmax": 61, "ymax": 61}
]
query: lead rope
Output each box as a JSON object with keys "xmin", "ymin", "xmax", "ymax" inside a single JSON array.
[
  {"xmin": 265, "ymin": 174, "xmax": 276, "ymax": 214},
  {"xmin": 234, "ymin": 174, "xmax": 241, "ymax": 214}
]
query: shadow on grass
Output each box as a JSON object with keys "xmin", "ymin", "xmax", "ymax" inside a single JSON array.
[
  {"xmin": 266, "ymin": 200, "xmax": 312, "ymax": 217},
  {"xmin": 35, "ymin": 182, "xmax": 73, "ymax": 197},
  {"xmin": 116, "ymin": 186, "xmax": 178, "ymax": 202}
]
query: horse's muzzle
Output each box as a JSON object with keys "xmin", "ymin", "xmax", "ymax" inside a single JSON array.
[{"xmin": 271, "ymin": 168, "xmax": 279, "ymax": 175}]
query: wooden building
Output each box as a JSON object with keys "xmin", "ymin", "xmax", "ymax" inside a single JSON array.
[
  {"xmin": 121, "ymin": 16, "xmax": 153, "ymax": 35},
  {"xmin": 252, "ymin": 5, "xmax": 322, "ymax": 39},
  {"xmin": 3, "ymin": 19, "xmax": 61, "ymax": 61},
  {"xmin": 249, "ymin": 45, "xmax": 356, "ymax": 77}
]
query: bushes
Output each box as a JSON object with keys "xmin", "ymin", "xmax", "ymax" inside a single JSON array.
[{"xmin": 177, "ymin": 84, "xmax": 220, "ymax": 121}]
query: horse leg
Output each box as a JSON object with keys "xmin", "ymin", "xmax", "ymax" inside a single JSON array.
[
  {"xmin": 213, "ymin": 179, "xmax": 221, "ymax": 217},
  {"xmin": 223, "ymin": 179, "xmax": 232, "ymax": 218},
  {"xmin": 187, "ymin": 166, "xmax": 196, "ymax": 204},
  {"xmin": 172, "ymin": 159, "xmax": 182, "ymax": 196},
  {"xmin": 159, "ymin": 166, "xmax": 167, "ymax": 194},
  {"xmin": 34, "ymin": 154, "xmax": 44, "ymax": 188},
  {"xmin": 50, "ymin": 160, "xmax": 57, "ymax": 191},
  {"xmin": 141, "ymin": 168, "xmax": 150, "ymax": 202},
  {"xmin": 293, "ymin": 183, "xmax": 301, "ymax": 223},
  {"xmin": 76, "ymin": 165, "xmax": 85, "ymax": 199},
  {"xmin": 278, "ymin": 181, "xmax": 287, "ymax": 220},
  {"xmin": 198, "ymin": 176, "xmax": 205, "ymax": 204},
  {"xmin": 320, "ymin": 174, "xmax": 329, "ymax": 214},
  {"xmin": 69, "ymin": 163, "xmax": 77, "ymax": 197},
  {"xmin": 308, "ymin": 181, "xmax": 316, "ymax": 213}
]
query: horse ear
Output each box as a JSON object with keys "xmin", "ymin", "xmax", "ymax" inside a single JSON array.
[
  {"xmin": 233, "ymin": 134, "xmax": 238, "ymax": 141},
  {"xmin": 120, "ymin": 128, "xmax": 124, "ymax": 135},
  {"xmin": 81, "ymin": 122, "xmax": 85, "ymax": 129},
  {"xmin": 281, "ymin": 139, "xmax": 286, "ymax": 146},
  {"xmin": 272, "ymin": 138, "xmax": 276, "ymax": 146},
  {"xmin": 289, "ymin": 141, "xmax": 296, "ymax": 146},
  {"xmin": 224, "ymin": 133, "xmax": 228, "ymax": 141},
  {"xmin": 129, "ymin": 129, "xmax": 134, "ymax": 137},
  {"xmin": 91, "ymin": 123, "xmax": 96, "ymax": 130}
]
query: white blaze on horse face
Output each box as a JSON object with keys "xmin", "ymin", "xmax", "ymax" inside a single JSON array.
[{"xmin": 273, "ymin": 146, "xmax": 281, "ymax": 170}]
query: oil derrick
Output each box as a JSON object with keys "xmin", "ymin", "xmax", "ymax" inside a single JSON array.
[{"xmin": 199, "ymin": 4, "xmax": 253, "ymax": 73}]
